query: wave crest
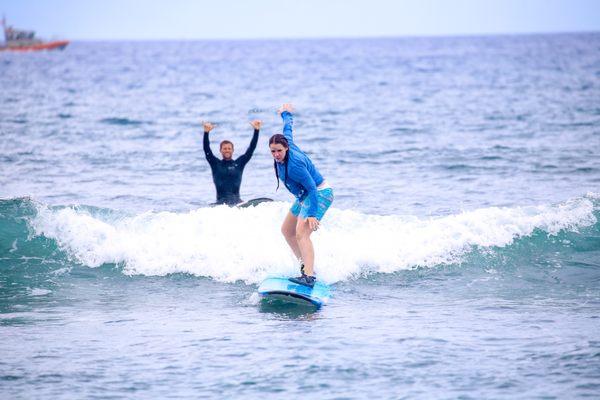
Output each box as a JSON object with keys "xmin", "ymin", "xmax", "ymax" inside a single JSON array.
[{"xmin": 18, "ymin": 195, "xmax": 597, "ymax": 284}]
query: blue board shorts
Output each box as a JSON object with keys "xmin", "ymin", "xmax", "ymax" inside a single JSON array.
[{"xmin": 290, "ymin": 188, "xmax": 334, "ymax": 221}]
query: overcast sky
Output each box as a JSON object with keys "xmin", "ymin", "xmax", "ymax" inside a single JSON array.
[{"xmin": 2, "ymin": 0, "xmax": 599, "ymax": 40}]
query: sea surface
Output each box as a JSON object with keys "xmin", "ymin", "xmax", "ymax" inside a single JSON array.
[{"xmin": 1, "ymin": 34, "xmax": 600, "ymax": 399}]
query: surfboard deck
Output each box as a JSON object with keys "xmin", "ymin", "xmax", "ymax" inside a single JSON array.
[
  {"xmin": 237, "ymin": 197, "xmax": 273, "ymax": 208},
  {"xmin": 258, "ymin": 277, "xmax": 331, "ymax": 307},
  {"xmin": 208, "ymin": 197, "xmax": 273, "ymax": 208}
]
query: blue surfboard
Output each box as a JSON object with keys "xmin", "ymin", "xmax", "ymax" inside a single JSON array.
[{"xmin": 258, "ymin": 277, "xmax": 332, "ymax": 308}]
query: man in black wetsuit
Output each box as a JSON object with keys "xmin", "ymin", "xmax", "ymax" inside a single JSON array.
[{"xmin": 202, "ymin": 120, "xmax": 261, "ymax": 205}]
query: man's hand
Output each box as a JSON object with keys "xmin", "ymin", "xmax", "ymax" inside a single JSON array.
[
  {"xmin": 278, "ymin": 103, "xmax": 294, "ymax": 116},
  {"xmin": 307, "ymin": 217, "xmax": 319, "ymax": 231},
  {"xmin": 203, "ymin": 122, "xmax": 215, "ymax": 133},
  {"xmin": 250, "ymin": 120, "xmax": 262, "ymax": 130}
]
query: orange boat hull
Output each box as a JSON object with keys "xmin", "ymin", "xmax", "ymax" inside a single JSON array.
[{"xmin": 0, "ymin": 40, "xmax": 69, "ymax": 52}]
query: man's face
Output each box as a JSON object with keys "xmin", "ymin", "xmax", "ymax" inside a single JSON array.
[{"xmin": 220, "ymin": 143, "xmax": 234, "ymax": 160}]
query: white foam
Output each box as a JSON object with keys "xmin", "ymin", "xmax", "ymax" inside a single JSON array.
[
  {"xmin": 29, "ymin": 197, "xmax": 597, "ymax": 284},
  {"xmin": 29, "ymin": 288, "xmax": 52, "ymax": 296}
]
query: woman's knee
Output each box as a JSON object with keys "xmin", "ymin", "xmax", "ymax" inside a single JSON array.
[
  {"xmin": 281, "ymin": 223, "xmax": 295, "ymax": 238},
  {"xmin": 295, "ymin": 223, "xmax": 311, "ymax": 242},
  {"xmin": 281, "ymin": 212, "xmax": 298, "ymax": 238}
]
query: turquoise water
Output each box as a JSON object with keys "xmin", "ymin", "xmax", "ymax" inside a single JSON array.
[{"xmin": 1, "ymin": 34, "xmax": 600, "ymax": 399}]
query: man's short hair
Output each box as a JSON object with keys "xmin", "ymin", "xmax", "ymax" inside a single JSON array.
[{"xmin": 220, "ymin": 140, "xmax": 234, "ymax": 149}]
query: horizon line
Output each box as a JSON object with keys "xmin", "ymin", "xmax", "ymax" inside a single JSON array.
[{"xmin": 57, "ymin": 29, "xmax": 600, "ymax": 42}]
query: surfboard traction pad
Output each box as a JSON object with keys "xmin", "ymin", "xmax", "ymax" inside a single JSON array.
[{"xmin": 258, "ymin": 277, "xmax": 332, "ymax": 307}]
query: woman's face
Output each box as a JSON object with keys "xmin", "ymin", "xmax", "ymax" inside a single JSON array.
[{"xmin": 270, "ymin": 143, "xmax": 288, "ymax": 163}]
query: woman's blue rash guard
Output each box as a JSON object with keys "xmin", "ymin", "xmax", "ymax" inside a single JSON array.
[{"xmin": 276, "ymin": 111, "xmax": 324, "ymax": 217}]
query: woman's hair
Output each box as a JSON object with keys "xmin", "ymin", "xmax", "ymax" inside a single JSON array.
[{"xmin": 269, "ymin": 134, "xmax": 289, "ymax": 190}]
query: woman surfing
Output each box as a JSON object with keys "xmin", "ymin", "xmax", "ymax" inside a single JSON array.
[{"xmin": 269, "ymin": 103, "xmax": 334, "ymax": 287}]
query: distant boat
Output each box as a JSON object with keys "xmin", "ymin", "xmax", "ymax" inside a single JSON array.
[{"xmin": 0, "ymin": 15, "xmax": 69, "ymax": 52}]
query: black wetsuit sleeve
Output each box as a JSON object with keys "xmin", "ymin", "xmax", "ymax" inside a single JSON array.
[
  {"xmin": 237, "ymin": 129, "xmax": 259, "ymax": 167},
  {"xmin": 203, "ymin": 131, "xmax": 218, "ymax": 166}
]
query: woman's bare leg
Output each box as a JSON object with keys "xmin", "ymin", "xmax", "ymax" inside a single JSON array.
[
  {"xmin": 295, "ymin": 218, "xmax": 315, "ymax": 276},
  {"xmin": 281, "ymin": 211, "xmax": 302, "ymax": 261}
]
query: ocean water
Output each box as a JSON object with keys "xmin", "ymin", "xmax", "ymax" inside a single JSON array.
[{"xmin": 1, "ymin": 34, "xmax": 600, "ymax": 399}]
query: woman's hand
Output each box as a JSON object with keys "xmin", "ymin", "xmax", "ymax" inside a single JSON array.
[
  {"xmin": 250, "ymin": 120, "xmax": 262, "ymax": 130},
  {"xmin": 307, "ymin": 217, "xmax": 320, "ymax": 231},
  {"xmin": 278, "ymin": 103, "xmax": 294, "ymax": 115},
  {"xmin": 203, "ymin": 122, "xmax": 215, "ymax": 133}
]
